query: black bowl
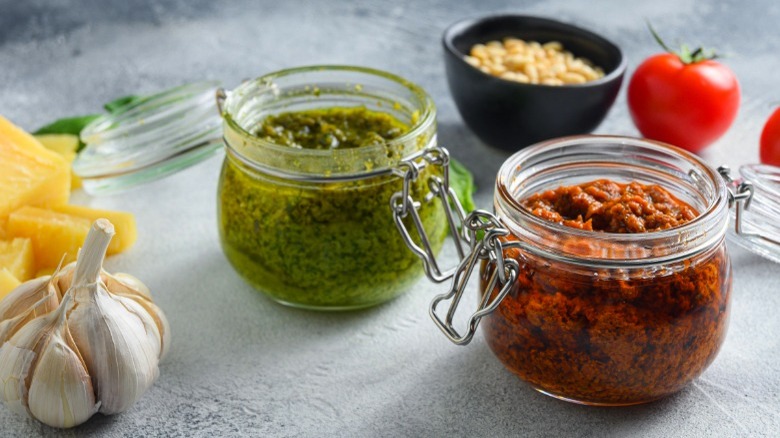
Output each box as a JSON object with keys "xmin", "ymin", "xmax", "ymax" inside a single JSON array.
[{"xmin": 443, "ymin": 15, "xmax": 626, "ymax": 151}]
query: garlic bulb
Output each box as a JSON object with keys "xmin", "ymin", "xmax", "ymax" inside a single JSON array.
[{"xmin": 0, "ymin": 219, "xmax": 169, "ymax": 428}]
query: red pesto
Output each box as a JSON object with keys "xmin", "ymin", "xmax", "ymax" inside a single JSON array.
[
  {"xmin": 521, "ymin": 179, "xmax": 698, "ymax": 233},
  {"xmin": 482, "ymin": 179, "xmax": 730, "ymax": 405}
]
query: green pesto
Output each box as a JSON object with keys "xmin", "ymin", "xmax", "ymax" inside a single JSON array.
[
  {"xmin": 255, "ymin": 107, "xmax": 409, "ymax": 150},
  {"xmin": 218, "ymin": 109, "xmax": 446, "ymax": 310}
]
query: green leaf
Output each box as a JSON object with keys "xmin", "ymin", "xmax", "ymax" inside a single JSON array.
[
  {"xmin": 448, "ymin": 158, "xmax": 484, "ymax": 240},
  {"xmin": 33, "ymin": 93, "xmax": 143, "ymax": 153},
  {"xmin": 104, "ymin": 95, "xmax": 141, "ymax": 113},
  {"xmin": 33, "ymin": 114, "xmax": 101, "ymax": 137},
  {"xmin": 448, "ymin": 158, "xmax": 477, "ymax": 213}
]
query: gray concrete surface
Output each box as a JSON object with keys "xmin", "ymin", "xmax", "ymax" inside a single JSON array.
[{"xmin": 1, "ymin": 0, "xmax": 779, "ymax": 436}]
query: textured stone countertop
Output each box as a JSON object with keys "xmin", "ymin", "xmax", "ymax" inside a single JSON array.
[{"xmin": 1, "ymin": 0, "xmax": 779, "ymax": 436}]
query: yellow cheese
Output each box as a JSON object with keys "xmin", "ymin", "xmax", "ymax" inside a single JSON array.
[
  {"xmin": 52, "ymin": 204, "xmax": 137, "ymax": 253},
  {"xmin": 34, "ymin": 134, "xmax": 82, "ymax": 190},
  {"xmin": 0, "ymin": 268, "xmax": 21, "ymax": 301},
  {"xmin": 0, "ymin": 237, "xmax": 35, "ymax": 281},
  {"xmin": 35, "ymin": 267, "xmax": 57, "ymax": 278},
  {"xmin": 0, "ymin": 116, "xmax": 71, "ymax": 219},
  {"xmin": 7, "ymin": 206, "xmax": 91, "ymax": 271}
]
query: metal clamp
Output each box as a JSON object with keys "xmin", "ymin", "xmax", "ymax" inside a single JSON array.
[
  {"xmin": 718, "ymin": 165, "xmax": 755, "ymax": 237},
  {"xmin": 390, "ymin": 146, "xmax": 468, "ymax": 283},
  {"xmin": 391, "ymin": 147, "xmax": 522, "ymax": 345},
  {"xmin": 429, "ymin": 211, "xmax": 521, "ymax": 345},
  {"xmin": 718, "ymin": 165, "xmax": 780, "ymax": 252}
]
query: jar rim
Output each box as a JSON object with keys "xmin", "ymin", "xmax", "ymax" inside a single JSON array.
[
  {"xmin": 221, "ymin": 65, "xmax": 437, "ymax": 180},
  {"xmin": 495, "ymin": 135, "xmax": 730, "ymax": 266}
]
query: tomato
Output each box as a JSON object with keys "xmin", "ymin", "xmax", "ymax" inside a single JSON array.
[
  {"xmin": 628, "ymin": 52, "xmax": 740, "ymax": 153},
  {"xmin": 760, "ymin": 108, "xmax": 780, "ymax": 167}
]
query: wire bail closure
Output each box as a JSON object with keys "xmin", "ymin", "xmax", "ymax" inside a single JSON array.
[
  {"xmin": 390, "ymin": 146, "xmax": 468, "ymax": 282},
  {"xmin": 719, "ymin": 165, "xmax": 759, "ymax": 238},
  {"xmin": 390, "ymin": 146, "xmax": 522, "ymax": 345},
  {"xmin": 428, "ymin": 211, "xmax": 521, "ymax": 345},
  {"xmin": 718, "ymin": 164, "xmax": 780, "ymax": 253}
]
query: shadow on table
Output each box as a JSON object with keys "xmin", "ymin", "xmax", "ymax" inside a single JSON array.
[
  {"xmin": 351, "ymin": 340, "xmax": 695, "ymax": 437},
  {"xmin": 175, "ymin": 246, "xmax": 393, "ymax": 340}
]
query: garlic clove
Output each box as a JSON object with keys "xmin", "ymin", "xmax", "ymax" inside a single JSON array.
[
  {"xmin": 0, "ymin": 276, "xmax": 50, "ymax": 319},
  {"xmin": 0, "ymin": 294, "xmax": 55, "ymax": 348},
  {"xmin": 0, "ymin": 304, "xmax": 63, "ymax": 418},
  {"xmin": 67, "ymin": 289, "xmax": 161, "ymax": 415},
  {"xmin": 144, "ymin": 300, "xmax": 170, "ymax": 361},
  {"xmin": 0, "ymin": 258, "xmax": 73, "ymax": 346},
  {"xmin": 105, "ymin": 272, "xmax": 153, "ymax": 301},
  {"xmin": 115, "ymin": 294, "xmax": 170, "ymax": 360},
  {"xmin": 0, "ymin": 337, "xmax": 37, "ymax": 417},
  {"xmin": 101, "ymin": 272, "xmax": 168, "ymax": 359},
  {"xmin": 26, "ymin": 296, "xmax": 99, "ymax": 428},
  {"xmin": 0, "ymin": 275, "xmax": 60, "ymax": 330}
]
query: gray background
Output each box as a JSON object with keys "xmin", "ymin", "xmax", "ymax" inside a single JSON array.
[{"xmin": 1, "ymin": 0, "xmax": 779, "ymax": 436}]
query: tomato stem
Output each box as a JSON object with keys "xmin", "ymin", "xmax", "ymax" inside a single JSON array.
[
  {"xmin": 647, "ymin": 22, "xmax": 718, "ymax": 64},
  {"xmin": 648, "ymin": 22, "xmax": 674, "ymax": 54}
]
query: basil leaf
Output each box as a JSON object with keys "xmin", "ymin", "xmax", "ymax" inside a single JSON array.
[
  {"xmin": 33, "ymin": 114, "xmax": 100, "ymax": 137},
  {"xmin": 449, "ymin": 158, "xmax": 477, "ymax": 213},
  {"xmin": 34, "ymin": 94, "xmax": 142, "ymax": 153}
]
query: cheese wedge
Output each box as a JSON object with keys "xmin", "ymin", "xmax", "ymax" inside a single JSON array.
[
  {"xmin": 35, "ymin": 267, "xmax": 57, "ymax": 278},
  {"xmin": 52, "ymin": 204, "xmax": 137, "ymax": 253},
  {"xmin": 0, "ymin": 237, "xmax": 35, "ymax": 281},
  {"xmin": 7, "ymin": 205, "xmax": 136, "ymax": 271},
  {"xmin": 34, "ymin": 134, "xmax": 82, "ymax": 190},
  {"xmin": 7, "ymin": 206, "xmax": 91, "ymax": 270},
  {"xmin": 0, "ymin": 268, "xmax": 21, "ymax": 301},
  {"xmin": 0, "ymin": 116, "xmax": 70, "ymax": 219}
]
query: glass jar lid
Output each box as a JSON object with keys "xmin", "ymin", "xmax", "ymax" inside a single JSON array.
[
  {"xmin": 73, "ymin": 81, "xmax": 223, "ymax": 195},
  {"xmin": 720, "ymin": 163, "xmax": 780, "ymax": 263}
]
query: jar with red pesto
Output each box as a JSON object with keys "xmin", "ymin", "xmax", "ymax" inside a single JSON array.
[
  {"xmin": 396, "ymin": 136, "xmax": 758, "ymax": 406},
  {"xmin": 481, "ymin": 136, "xmax": 732, "ymax": 405}
]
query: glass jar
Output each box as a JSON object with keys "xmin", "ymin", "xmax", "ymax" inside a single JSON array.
[
  {"xmin": 484, "ymin": 136, "xmax": 731, "ymax": 405},
  {"xmin": 217, "ymin": 66, "xmax": 448, "ymax": 310},
  {"xmin": 417, "ymin": 136, "xmax": 737, "ymax": 406}
]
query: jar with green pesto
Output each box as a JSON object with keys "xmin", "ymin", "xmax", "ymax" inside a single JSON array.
[{"xmin": 218, "ymin": 66, "xmax": 448, "ymax": 310}]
